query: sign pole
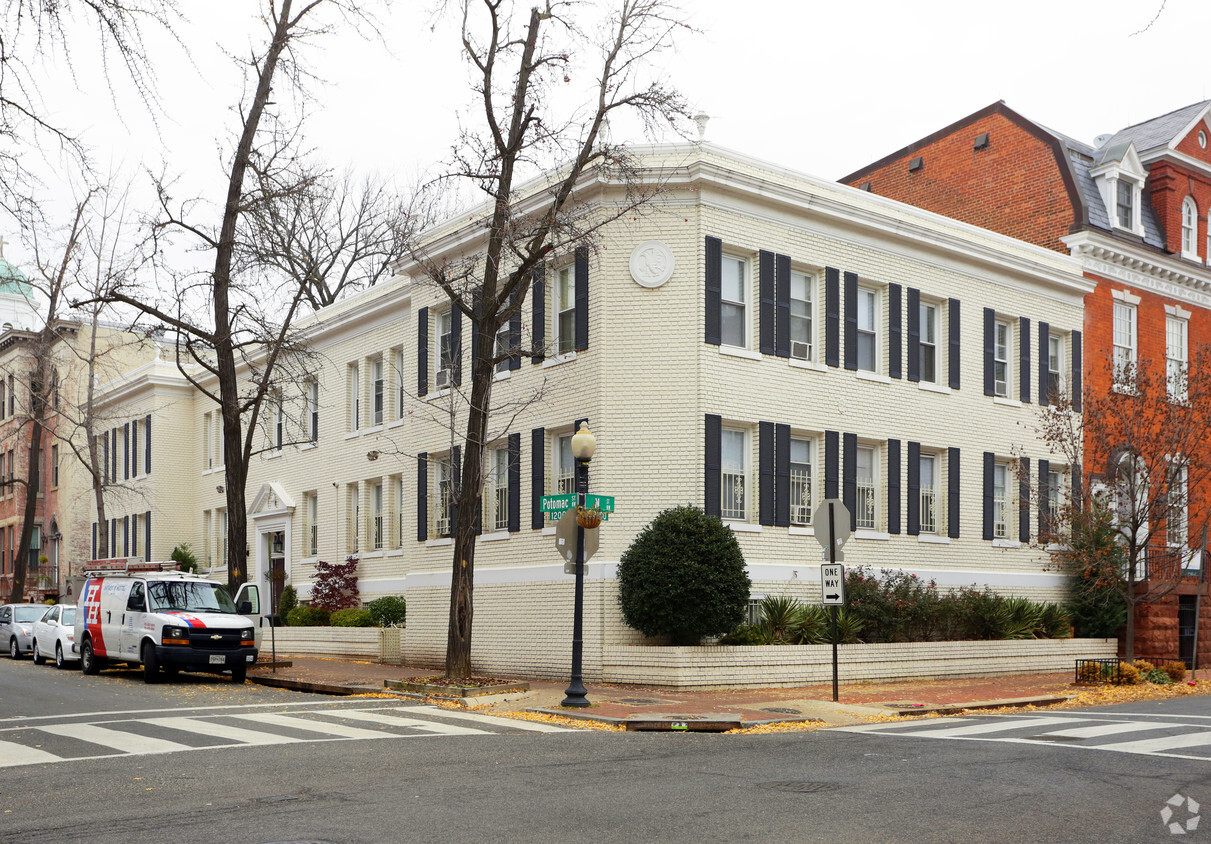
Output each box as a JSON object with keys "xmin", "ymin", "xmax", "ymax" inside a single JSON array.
[
  {"xmin": 829, "ymin": 501, "xmax": 839, "ymax": 703},
  {"xmin": 1193, "ymin": 524, "xmax": 1208, "ymax": 678}
]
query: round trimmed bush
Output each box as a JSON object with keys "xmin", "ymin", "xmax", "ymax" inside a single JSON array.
[
  {"xmin": 331, "ymin": 608, "xmax": 375, "ymax": 627},
  {"xmin": 286, "ymin": 606, "xmax": 331, "ymax": 627},
  {"xmin": 368, "ymin": 596, "xmax": 407, "ymax": 627},
  {"xmin": 616, "ymin": 505, "xmax": 751, "ymax": 645}
]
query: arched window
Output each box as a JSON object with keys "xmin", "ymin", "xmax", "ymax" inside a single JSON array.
[{"xmin": 1182, "ymin": 196, "xmax": 1198, "ymax": 257}]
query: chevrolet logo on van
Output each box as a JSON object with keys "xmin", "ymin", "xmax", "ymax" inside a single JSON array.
[{"xmin": 211, "ymin": 634, "xmax": 223, "ymax": 640}]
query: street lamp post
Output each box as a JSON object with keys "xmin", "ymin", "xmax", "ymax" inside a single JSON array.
[{"xmin": 561, "ymin": 422, "xmax": 596, "ymax": 708}]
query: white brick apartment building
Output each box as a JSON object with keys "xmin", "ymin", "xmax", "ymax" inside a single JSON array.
[{"xmin": 89, "ymin": 144, "xmax": 1093, "ymax": 679}]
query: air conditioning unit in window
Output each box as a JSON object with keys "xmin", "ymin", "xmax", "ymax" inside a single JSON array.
[
  {"xmin": 791, "ymin": 341, "xmax": 810, "ymax": 361},
  {"xmin": 435, "ymin": 369, "xmax": 450, "ymax": 389}
]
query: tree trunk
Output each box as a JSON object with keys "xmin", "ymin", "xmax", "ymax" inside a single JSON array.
[
  {"xmin": 86, "ymin": 314, "xmax": 109, "ymax": 560},
  {"xmin": 1125, "ymin": 551, "xmax": 1138, "ymax": 661},
  {"xmin": 9, "ymin": 361, "xmax": 47, "ymax": 603}
]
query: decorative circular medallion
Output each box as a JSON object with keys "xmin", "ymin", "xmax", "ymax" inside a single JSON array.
[{"xmin": 629, "ymin": 240, "xmax": 675, "ymax": 288}]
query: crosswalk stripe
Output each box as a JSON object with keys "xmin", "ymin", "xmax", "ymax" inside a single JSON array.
[
  {"xmin": 0, "ymin": 739, "xmax": 62, "ymax": 767},
  {"xmin": 1094, "ymin": 732, "xmax": 1211, "ymax": 755},
  {"xmin": 406, "ymin": 705, "xmax": 575, "ymax": 733},
  {"xmin": 317, "ymin": 708, "xmax": 489, "ymax": 736},
  {"xmin": 36, "ymin": 723, "xmax": 192, "ymax": 754},
  {"xmin": 229, "ymin": 712, "xmax": 393, "ymax": 740},
  {"xmin": 892, "ymin": 716, "xmax": 1078, "ymax": 738},
  {"xmin": 145, "ymin": 716, "xmax": 305, "ymax": 746},
  {"xmin": 1039, "ymin": 722, "xmax": 1176, "ymax": 740}
]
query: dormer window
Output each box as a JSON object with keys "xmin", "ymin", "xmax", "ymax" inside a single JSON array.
[
  {"xmin": 1091, "ymin": 141, "xmax": 1146, "ymax": 238},
  {"xmin": 1116, "ymin": 181, "xmax": 1134, "ymax": 229}
]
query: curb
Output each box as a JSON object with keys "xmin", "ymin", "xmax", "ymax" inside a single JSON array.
[{"xmin": 885, "ymin": 694, "xmax": 1075, "ymax": 716}]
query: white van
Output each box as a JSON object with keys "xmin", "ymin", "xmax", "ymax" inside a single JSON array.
[{"xmin": 74, "ymin": 561, "xmax": 260, "ymax": 683}]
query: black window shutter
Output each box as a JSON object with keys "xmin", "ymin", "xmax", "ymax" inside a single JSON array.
[
  {"xmin": 111, "ymin": 520, "xmax": 117, "ymax": 557},
  {"xmin": 1019, "ymin": 457, "xmax": 1031, "ymax": 542},
  {"xmin": 507, "ymin": 433, "xmax": 521, "ymax": 533},
  {"xmin": 948, "ymin": 299, "xmax": 961, "ymax": 390},
  {"xmin": 1038, "ymin": 458, "xmax": 1050, "ymax": 538},
  {"xmin": 531, "ymin": 427, "xmax": 545, "ymax": 529},
  {"xmin": 774, "ymin": 423, "xmax": 790, "ymax": 527},
  {"xmin": 842, "ymin": 432, "xmax": 857, "ymax": 530},
  {"xmin": 123, "ymin": 516, "xmax": 130, "ymax": 557},
  {"xmin": 906, "ymin": 441, "xmax": 920, "ymax": 535},
  {"xmin": 531, "ymin": 262, "xmax": 546, "ymax": 362},
  {"xmin": 887, "ymin": 438, "xmax": 901, "ymax": 535},
  {"xmin": 417, "ymin": 307, "xmax": 429, "ymax": 396},
  {"xmin": 843, "ymin": 272, "xmax": 858, "ymax": 371},
  {"xmin": 759, "ymin": 250, "xmax": 776, "ymax": 356},
  {"xmin": 982, "ymin": 451, "xmax": 995, "ymax": 540},
  {"xmin": 1019, "ymin": 317, "xmax": 1031, "ymax": 403},
  {"xmin": 775, "ymin": 254, "xmax": 791, "ymax": 358},
  {"xmin": 470, "ymin": 293, "xmax": 482, "ymax": 371},
  {"xmin": 705, "ymin": 237, "xmax": 722, "ymax": 346},
  {"xmin": 906, "ymin": 287, "xmax": 920, "ymax": 382},
  {"xmin": 144, "ymin": 511, "xmax": 151, "ymax": 560},
  {"xmin": 574, "ymin": 247, "xmax": 589, "ymax": 352},
  {"xmin": 758, "ymin": 421, "xmax": 774, "ymax": 525},
  {"xmin": 888, "ymin": 283, "xmax": 902, "ymax": 379},
  {"xmin": 1038, "ymin": 322, "xmax": 1051, "ymax": 406},
  {"xmin": 450, "ymin": 445, "xmax": 461, "ymax": 533},
  {"xmin": 123, "ymin": 423, "xmax": 130, "ymax": 480},
  {"xmin": 948, "ymin": 447, "xmax": 960, "ymax": 538},
  {"xmin": 825, "ymin": 430, "xmax": 839, "ymax": 500},
  {"xmin": 1071, "ymin": 330, "xmax": 1083, "ymax": 411},
  {"xmin": 451, "ymin": 306, "xmax": 463, "ymax": 387},
  {"xmin": 705, "ymin": 414, "xmax": 722, "ymax": 517},
  {"xmin": 144, "ymin": 415, "xmax": 151, "ymax": 474},
  {"xmin": 509, "ymin": 289, "xmax": 522, "ymax": 371},
  {"xmin": 111, "ymin": 429, "xmax": 118, "ymax": 480},
  {"xmin": 416, "ymin": 453, "xmax": 428, "ymax": 542},
  {"xmin": 824, "ymin": 267, "xmax": 840, "ymax": 367},
  {"xmin": 983, "ymin": 308, "xmax": 995, "ymax": 396}
]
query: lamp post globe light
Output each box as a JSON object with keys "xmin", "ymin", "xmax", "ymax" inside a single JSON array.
[{"xmin": 561, "ymin": 422, "xmax": 596, "ymax": 708}]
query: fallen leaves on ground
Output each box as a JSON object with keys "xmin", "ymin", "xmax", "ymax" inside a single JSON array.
[{"xmin": 501, "ymin": 711, "xmax": 623, "ymax": 731}]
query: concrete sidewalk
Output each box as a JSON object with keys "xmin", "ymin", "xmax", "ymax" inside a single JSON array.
[{"xmin": 246, "ymin": 657, "xmax": 1079, "ymax": 729}]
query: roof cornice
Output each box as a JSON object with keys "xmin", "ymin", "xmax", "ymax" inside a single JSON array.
[{"xmin": 1063, "ymin": 230, "xmax": 1211, "ymax": 308}]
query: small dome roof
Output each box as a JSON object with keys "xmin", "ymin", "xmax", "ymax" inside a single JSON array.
[{"xmin": 0, "ymin": 257, "xmax": 31, "ymax": 296}]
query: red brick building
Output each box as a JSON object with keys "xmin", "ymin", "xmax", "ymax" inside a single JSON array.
[{"xmin": 843, "ymin": 100, "xmax": 1211, "ymax": 665}]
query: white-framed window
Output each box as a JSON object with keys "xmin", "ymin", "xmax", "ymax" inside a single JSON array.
[
  {"xmin": 495, "ymin": 321, "xmax": 511, "ymax": 373},
  {"xmin": 548, "ymin": 434, "xmax": 574, "ymax": 523},
  {"xmin": 50, "ymin": 444, "xmax": 58, "ymax": 488},
  {"xmin": 217, "ymin": 508, "xmax": 228, "ymax": 569},
  {"xmin": 554, "ymin": 265, "xmax": 575, "ymax": 355},
  {"xmin": 1168, "ymin": 463, "xmax": 1188, "ymax": 548},
  {"xmin": 994, "ymin": 319, "xmax": 1011, "ymax": 397},
  {"xmin": 993, "ymin": 462, "xmax": 1009, "ymax": 539},
  {"xmin": 1167, "ymin": 315, "xmax": 1188, "ymax": 400},
  {"xmin": 370, "ymin": 481, "xmax": 384, "ymax": 550},
  {"xmin": 920, "ymin": 301, "xmax": 938, "ymax": 383},
  {"xmin": 856, "ymin": 445, "xmax": 878, "ymax": 530},
  {"xmin": 304, "ymin": 492, "xmax": 318, "ymax": 556},
  {"xmin": 490, "ymin": 446, "xmax": 509, "ymax": 532},
  {"xmin": 307, "ymin": 379, "xmax": 319, "ymax": 442},
  {"xmin": 1116, "ymin": 180, "xmax": 1134, "ymax": 229},
  {"xmin": 856, "ymin": 288, "xmax": 878, "ymax": 372},
  {"xmin": 1113, "ymin": 302, "xmax": 1137, "ymax": 387},
  {"xmin": 395, "ymin": 349, "xmax": 406, "ymax": 419},
  {"xmin": 202, "ymin": 511, "xmax": 212, "ymax": 567},
  {"xmin": 371, "ymin": 358, "xmax": 384, "ymax": 426},
  {"xmin": 721, "ymin": 428, "xmax": 748, "ymax": 521},
  {"xmin": 919, "ymin": 452, "xmax": 937, "ymax": 534},
  {"xmin": 1047, "ymin": 334, "xmax": 1063, "ymax": 401},
  {"xmin": 203, "ymin": 412, "xmax": 212, "ymax": 468},
  {"xmin": 789, "ymin": 436, "xmax": 813, "ymax": 525},
  {"xmin": 348, "ymin": 363, "xmax": 361, "ymax": 431},
  {"xmin": 437, "ymin": 310, "xmax": 454, "ymax": 387},
  {"xmin": 789, "ymin": 270, "xmax": 813, "ymax": 361},
  {"xmin": 396, "ymin": 476, "xmax": 406, "ymax": 548},
  {"xmin": 1182, "ymin": 196, "xmax": 1199, "ymax": 257},
  {"xmin": 434, "ymin": 457, "xmax": 455, "ymax": 538},
  {"xmin": 347, "ymin": 483, "xmax": 361, "ymax": 552},
  {"xmin": 273, "ymin": 391, "xmax": 284, "ymax": 450},
  {"xmin": 720, "ymin": 255, "xmax": 747, "ymax": 348}
]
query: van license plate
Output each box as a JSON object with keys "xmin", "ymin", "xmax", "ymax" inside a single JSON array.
[{"xmin": 209, "ymin": 655, "xmax": 225, "ymax": 665}]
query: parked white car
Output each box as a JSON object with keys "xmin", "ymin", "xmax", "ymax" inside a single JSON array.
[
  {"xmin": 0, "ymin": 603, "xmax": 46, "ymax": 659},
  {"xmin": 32, "ymin": 604, "xmax": 78, "ymax": 669}
]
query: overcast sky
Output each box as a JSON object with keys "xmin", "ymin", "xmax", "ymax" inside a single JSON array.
[{"xmin": 6, "ymin": 0, "xmax": 1211, "ymax": 266}]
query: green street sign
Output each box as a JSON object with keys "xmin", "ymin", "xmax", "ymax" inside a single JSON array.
[
  {"xmin": 585, "ymin": 494, "xmax": 615, "ymax": 513},
  {"xmin": 540, "ymin": 493, "xmax": 576, "ymax": 516}
]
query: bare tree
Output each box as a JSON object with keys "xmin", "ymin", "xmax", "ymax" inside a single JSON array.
[
  {"xmin": 411, "ymin": 0, "xmax": 690, "ymax": 679},
  {"xmin": 1033, "ymin": 350, "xmax": 1211, "ymax": 660}
]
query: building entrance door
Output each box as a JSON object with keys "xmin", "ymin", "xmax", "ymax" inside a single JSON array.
[
  {"xmin": 1179, "ymin": 595, "xmax": 1197, "ymax": 669},
  {"xmin": 268, "ymin": 530, "xmax": 286, "ymax": 620}
]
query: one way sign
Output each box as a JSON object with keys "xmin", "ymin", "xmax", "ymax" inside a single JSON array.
[{"xmin": 820, "ymin": 564, "xmax": 846, "ymax": 606}]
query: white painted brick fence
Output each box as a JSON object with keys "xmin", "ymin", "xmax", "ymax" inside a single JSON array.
[{"xmin": 265, "ymin": 627, "xmax": 405, "ymax": 661}]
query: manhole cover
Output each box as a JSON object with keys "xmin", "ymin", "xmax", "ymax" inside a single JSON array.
[
  {"xmin": 761, "ymin": 707, "xmax": 803, "ymax": 715},
  {"xmin": 758, "ymin": 781, "xmax": 839, "ymax": 794},
  {"xmin": 1025, "ymin": 735, "xmax": 1082, "ymax": 742},
  {"xmin": 618, "ymin": 698, "xmax": 667, "ymax": 705}
]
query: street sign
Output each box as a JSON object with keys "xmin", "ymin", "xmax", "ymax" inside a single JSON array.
[
  {"xmin": 820, "ymin": 563, "xmax": 846, "ymax": 606},
  {"xmin": 585, "ymin": 494, "xmax": 615, "ymax": 514},
  {"xmin": 540, "ymin": 493, "xmax": 577, "ymax": 518},
  {"xmin": 556, "ymin": 508, "xmax": 599, "ymax": 573},
  {"xmin": 812, "ymin": 499, "xmax": 852, "ymax": 552}
]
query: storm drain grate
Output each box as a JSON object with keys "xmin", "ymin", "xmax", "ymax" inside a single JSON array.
[{"xmin": 758, "ymin": 781, "xmax": 839, "ymax": 794}]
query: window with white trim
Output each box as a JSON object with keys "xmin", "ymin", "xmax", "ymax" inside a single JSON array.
[
  {"xmin": 347, "ymin": 483, "xmax": 361, "ymax": 552},
  {"xmin": 919, "ymin": 452, "xmax": 938, "ymax": 534},
  {"xmin": 1113, "ymin": 302, "xmax": 1137, "ymax": 387},
  {"xmin": 720, "ymin": 255, "xmax": 747, "ymax": 348},
  {"xmin": 1167, "ymin": 315, "xmax": 1188, "ymax": 400},
  {"xmin": 304, "ymin": 492, "xmax": 318, "ymax": 556},
  {"xmin": 1117, "ymin": 180, "xmax": 1134, "ymax": 229},
  {"xmin": 1168, "ymin": 463, "xmax": 1187, "ymax": 548},
  {"xmin": 306, "ymin": 379, "xmax": 319, "ymax": 442},
  {"xmin": 395, "ymin": 349, "xmax": 406, "ymax": 419},
  {"xmin": 789, "ymin": 436, "xmax": 813, "ymax": 525},
  {"xmin": 217, "ymin": 508, "xmax": 228, "ymax": 569},
  {"xmin": 554, "ymin": 265, "xmax": 575, "ymax": 355},
  {"xmin": 857, "ymin": 287, "xmax": 878, "ymax": 373},
  {"xmin": 994, "ymin": 319, "xmax": 1011, "ymax": 397},
  {"xmin": 856, "ymin": 445, "xmax": 878, "ymax": 530},
  {"xmin": 371, "ymin": 358, "xmax": 384, "ymax": 426},
  {"xmin": 721, "ymin": 428, "xmax": 748, "ymax": 521},
  {"xmin": 1182, "ymin": 196, "xmax": 1199, "ymax": 257},
  {"xmin": 489, "ymin": 446, "xmax": 509, "ymax": 532},
  {"xmin": 920, "ymin": 301, "xmax": 938, "ymax": 383},
  {"xmin": 1047, "ymin": 334, "xmax": 1063, "ymax": 401},
  {"xmin": 348, "ymin": 363, "xmax": 361, "ymax": 431},
  {"xmin": 370, "ymin": 481, "xmax": 384, "ymax": 550},
  {"xmin": 273, "ymin": 391, "xmax": 284, "ymax": 450},
  {"xmin": 789, "ymin": 271, "xmax": 813, "ymax": 361},
  {"xmin": 396, "ymin": 476, "xmax": 406, "ymax": 547},
  {"xmin": 992, "ymin": 462, "xmax": 1009, "ymax": 539},
  {"xmin": 495, "ymin": 321, "xmax": 511, "ymax": 373},
  {"xmin": 434, "ymin": 457, "xmax": 455, "ymax": 538},
  {"xmin": 436, "ymin": 310, "xmax": 454, "ymax": 388}
]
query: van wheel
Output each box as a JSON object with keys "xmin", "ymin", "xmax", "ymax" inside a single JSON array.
[
  {"xmin": 31, "ymin": 641, "xmax": 44, "ymax": 665},
  {"xmin": 231, "ymin": 666, "xmax": 246, "ymax": 684},
  {"xmin": 81, "ymin": 639, "xmax": 102, "ymax": 675},
  {"xmin": 55, "ymin": 643, "xmax": 65, "ymax": 669},
  {"xmin": 9, "ymin": 638, "xmax": 20, "ymax": 660},
  {"xmin": 141, "ymin": 642, "xmax": 160, "ymax": 684}
]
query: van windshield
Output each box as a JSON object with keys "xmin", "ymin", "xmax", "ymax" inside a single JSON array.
[{"xmin": 147, "ymin": 581, "xmax": 238, "ymax": 614}]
